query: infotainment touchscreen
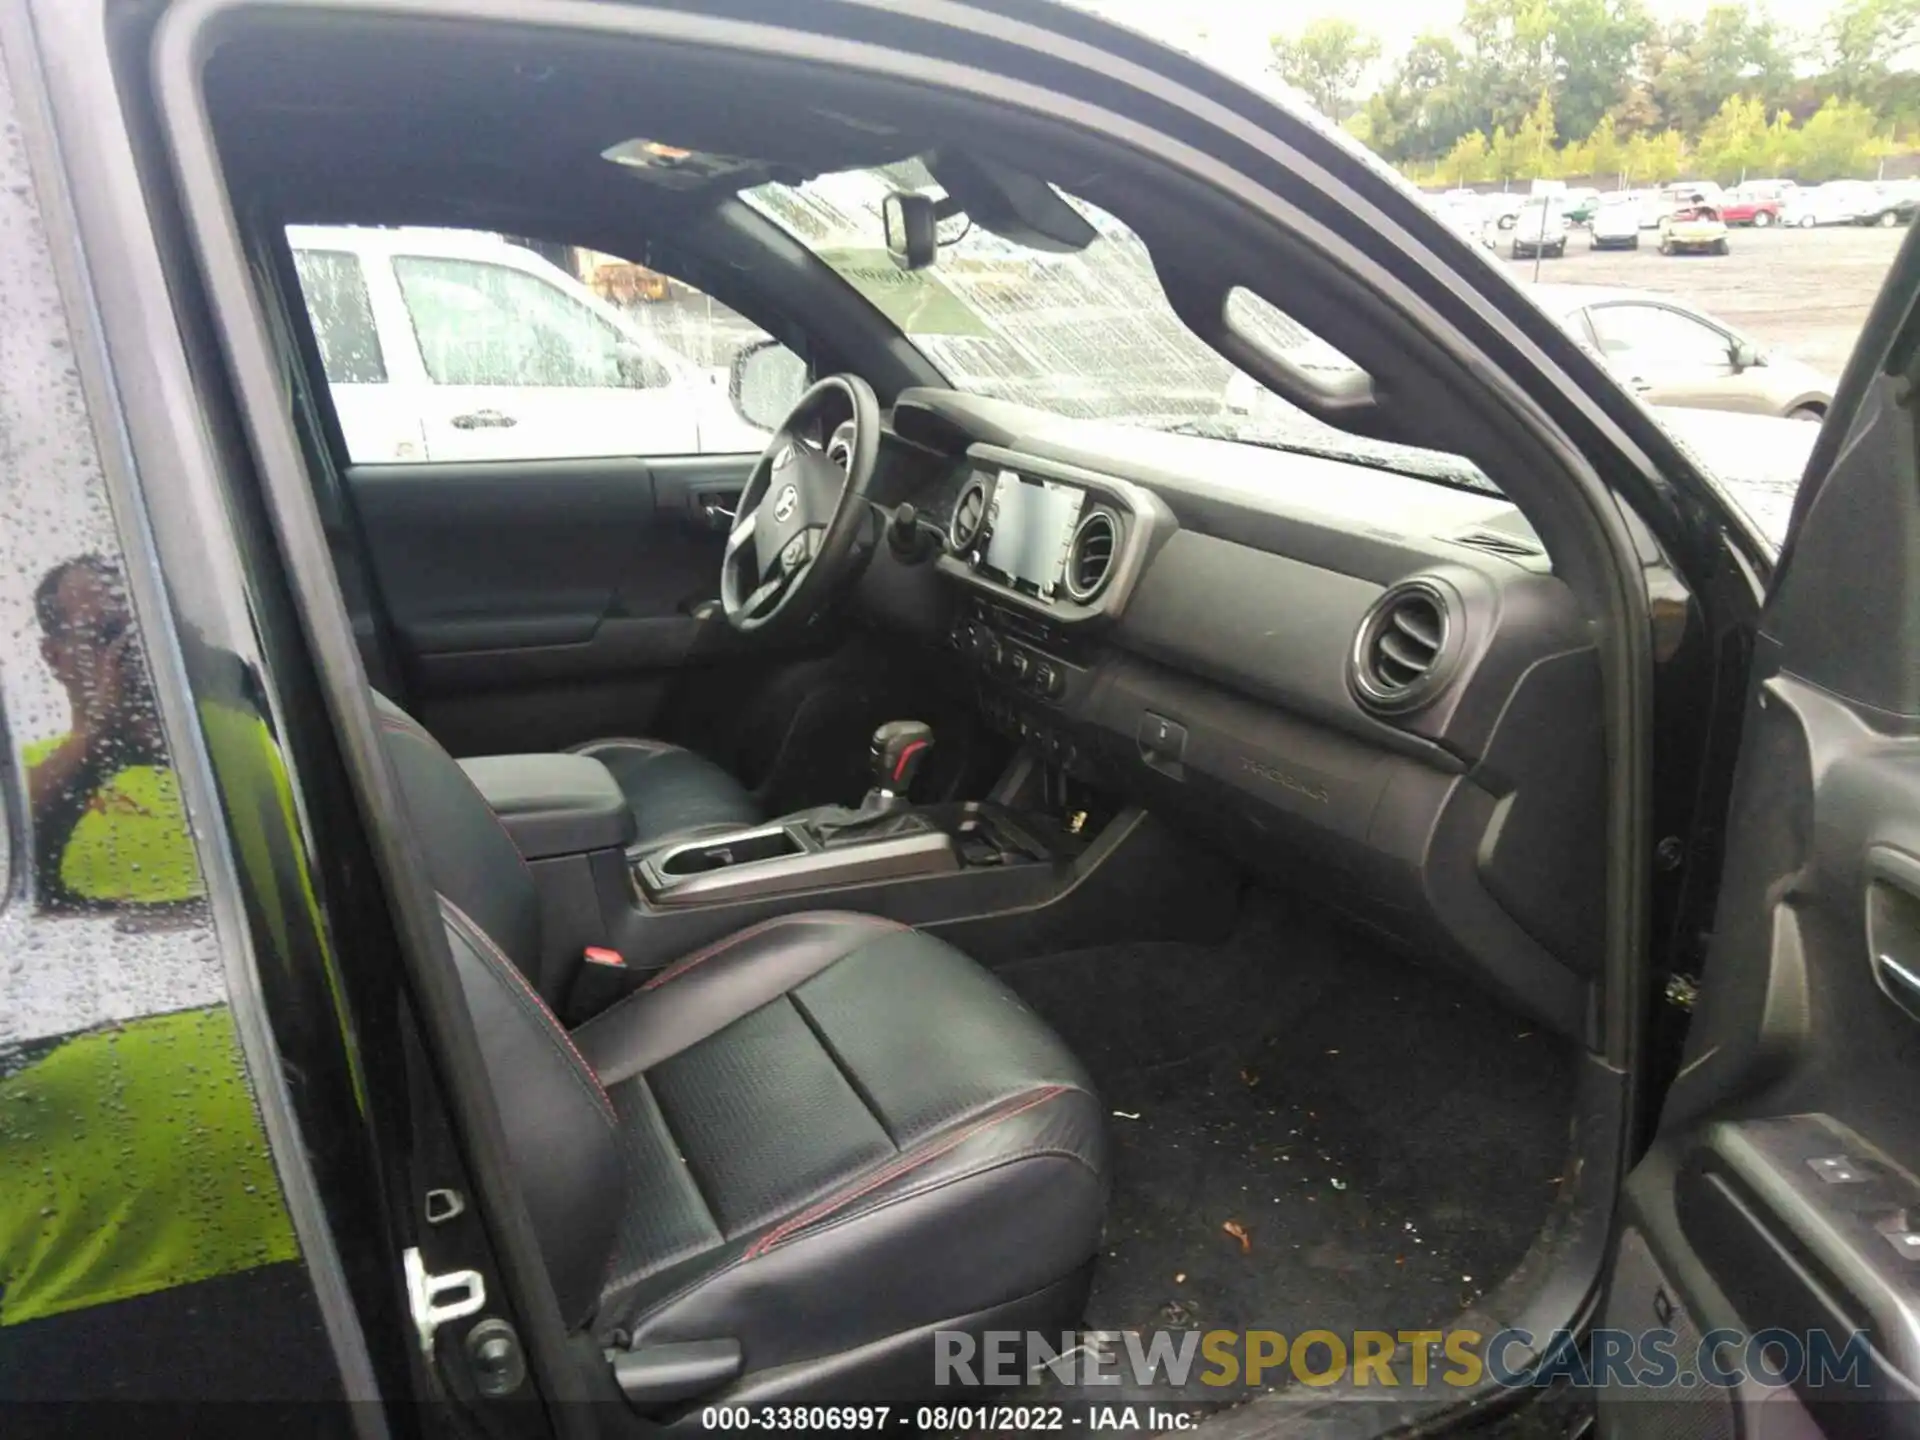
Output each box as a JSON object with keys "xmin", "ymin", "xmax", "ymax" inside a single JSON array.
[{"xmin": 984, "ymin": 471, "xmax": 1085, "ymax": 596}]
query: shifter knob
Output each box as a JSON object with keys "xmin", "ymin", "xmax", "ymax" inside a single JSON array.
[{"xmin": 871, "ymin": 720, "xmax": 934, "ymax": 798}]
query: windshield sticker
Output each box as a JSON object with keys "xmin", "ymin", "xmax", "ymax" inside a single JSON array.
[{"xmin": 814, "ymin": 248, "xmax": 995, "ymax": 337}]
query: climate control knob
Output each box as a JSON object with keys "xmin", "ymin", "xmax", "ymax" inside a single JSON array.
[{"xmin": 1006, "ymin": 649, "xmax": 1032, "ymax": 683}]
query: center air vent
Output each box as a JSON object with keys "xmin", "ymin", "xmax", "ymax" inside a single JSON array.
[
  {"xmin": 1349, "ymin": 580, "xmax": 1459, "ymax": 714},
  {"xmin": 1062, "ymin": 509, "xmax": 1118, "ymax": 602},
  {"xmin": 950, "ymin": 478, "xmax": 989, "ymax": 552}
]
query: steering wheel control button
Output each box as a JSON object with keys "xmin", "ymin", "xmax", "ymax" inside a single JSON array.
[{"xmin": 780, "ymin": 533, "xmax": 809, "ymax": 570}]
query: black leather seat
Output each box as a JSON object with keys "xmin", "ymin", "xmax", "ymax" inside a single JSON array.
[
  {"xmin": 374, "ymin": 695, "xmax": 1108, "ymax": 1407},
  {"xmin": 566, "ymin": 734, "xmax": 762, "ymax": 850},
  {"xmin": 371, "ymin": 694, "xmax": 761, "ymax": 851}
]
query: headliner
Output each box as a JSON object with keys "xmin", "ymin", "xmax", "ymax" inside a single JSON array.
[{"xmin": 204, "ymin": 13, "xmax": 930, "ymax": 238}]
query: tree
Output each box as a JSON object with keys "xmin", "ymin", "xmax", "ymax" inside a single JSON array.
[
  {"xmin": 1645, "ymin": 128, "xmax": 1690, "ymax": 181},
  {"xmin": 1546, "ymin": 0, "xmax": 1656, "ymax": 139},
  {"xmin": 1694, "ymin": 93, "xmax": 1771, "ymax": 182},
  {"xmin": 1620, "ymin": 126, "xmax": 1688, "ymax": 183},
  {"xmin": 1824, "ymin": 0, "xmax": 1920, "ymax": 107},
  {"xmin": 1460, "ymin": 0, "xmax": 1559, "ymax": 134},
  {"xmin": 1685, "ymin": 4, "xmax": 1797, "ymax": 117},
  {"xmin": 1514, "ymin": 91, "xmax": 1560, "ymax": 176},
  {"xmin": 1558, "ymin": 136, "xmax": 1597, "ymax": 177},
  {"xmin": 1367, "ymin": 33, "xmax": 1473, "ymax": 163},
  {"xmin": 1795, "ymin": 95, "xmax": 1882, "ymax": 179},
  {"xmin": 1438, "ymin": 128, "xmax": 1493, "ymax": 184},
  {"xmin": 1488, "ymin": 124, "xmax": 1524, "ymax": 181},
  {"xmin": 1584, "ymin": 118, "xmax": 1626, "ymax": 183},
  {"xmin": 1269, "ymin": 19, "xmax": 1383, "ymax": 123},
  {"xmin": 1760, "ymin": 108, "xmax": 1802, "ymax": 176}
]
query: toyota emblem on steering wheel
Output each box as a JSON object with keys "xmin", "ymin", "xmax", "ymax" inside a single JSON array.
[{"xmin": 774, "ymin": 484, "xmax": 799, "ymax": 523}]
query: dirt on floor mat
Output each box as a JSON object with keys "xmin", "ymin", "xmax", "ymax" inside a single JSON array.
[{"xmin": 997, "ymin": 892, "xmax": 1576, "ymax": 1403}]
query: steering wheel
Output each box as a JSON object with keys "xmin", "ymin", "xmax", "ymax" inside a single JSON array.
[{"xmin": 721, "ymin": 374, "xmax": 881, "ymax": 636}]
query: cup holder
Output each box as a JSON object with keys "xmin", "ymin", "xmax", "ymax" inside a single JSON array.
[{"xmin": 657, "ymin": 827, "xmax": 802, "ymax": 876}]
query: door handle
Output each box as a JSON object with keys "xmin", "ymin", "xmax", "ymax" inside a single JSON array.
[
  {"xmin": 450, "ymin": 409, "xmax": 518, "ymax": 430},
  {"xmin": 1866, "ymin": 846, "xmax": 1920, "ymax": 1022}
]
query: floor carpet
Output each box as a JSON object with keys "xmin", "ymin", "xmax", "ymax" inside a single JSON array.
[{"xmin": 996, "ymin": 891, "xmax": 1577, "ymax": 1400}]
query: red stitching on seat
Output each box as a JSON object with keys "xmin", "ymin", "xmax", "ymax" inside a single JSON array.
[
  {"xmin": 744, "ymin": 1086, "xmax": 1067, "ymax": 1260},
  {"xmin": 440, "ymin": 895, "xmax": 617, "ymax": 1125},
  {"xmin": 640, "ymin": 911, "xmax": 908, "ymax": 992}
]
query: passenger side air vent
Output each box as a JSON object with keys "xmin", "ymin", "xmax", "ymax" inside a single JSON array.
[
  {"xmin": 1062, "ymin": 508, "xmax": 1119, "ymax": 602},
  {"xmin": 1349, "ymin": 580, "xmax": 1460, "ymax": 714},
  {"xmin": 950, "ymin": 478, "xmax": 989, "ymax": 553}
]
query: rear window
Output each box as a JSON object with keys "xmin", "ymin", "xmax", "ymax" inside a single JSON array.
[{"xmin": 291, "ymin": 249, "xmax": 387, "ymax": 385}]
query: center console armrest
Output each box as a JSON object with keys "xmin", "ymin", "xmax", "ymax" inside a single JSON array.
[{"xmin": 460, "ymin": 753, "xmax": 636, "ymax": 859}]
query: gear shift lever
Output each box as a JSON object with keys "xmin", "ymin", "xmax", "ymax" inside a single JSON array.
[
  {"xmin": 869, "ymin": 720, "xmax": 933, "ymax": 806},
  {"xmin": 787, "ymin": 722, "xmax": 936, "ymax": 848}
]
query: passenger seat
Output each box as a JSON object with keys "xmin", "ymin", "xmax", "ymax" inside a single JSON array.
[{"xmin": 373, "ymin": 694, "xmax": 1109, "ymax": 1409}]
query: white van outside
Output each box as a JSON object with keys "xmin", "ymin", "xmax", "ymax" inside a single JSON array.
[{"xmin": 287, "ymin": 225, "xmax": 769, "ymax": 462}]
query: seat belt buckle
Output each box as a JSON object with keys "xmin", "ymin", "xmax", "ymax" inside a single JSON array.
[{"xmin": 567, "ymin": 946, "xmax": 632, "ymax": 1024}]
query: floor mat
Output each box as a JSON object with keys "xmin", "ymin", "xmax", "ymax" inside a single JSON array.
[{"xmin": 998, "ymin": 892, "xmax": 1576, "ymax": 1396}]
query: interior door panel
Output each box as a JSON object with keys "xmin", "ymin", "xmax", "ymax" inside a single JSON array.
[
  {"xmin": 348, "ymin": 454, "xmax": 759, "ymax": 755},
  {"xmin": 1597, "ymin": 226, "xmax": 1920, "ymax": 1440}
]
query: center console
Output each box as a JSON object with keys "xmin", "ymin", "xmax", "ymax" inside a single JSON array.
[{"xmin": 462, "ymin": 717, "xmax": 1141, "ymax": 1020}]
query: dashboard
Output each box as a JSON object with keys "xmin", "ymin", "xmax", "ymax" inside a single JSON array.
[{"xmin": 860, "ymin": 386, "xmax": 1611, "ymax": 1043}]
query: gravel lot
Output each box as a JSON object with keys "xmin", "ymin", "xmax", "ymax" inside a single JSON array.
[{"xmin": 1496, "ymin": 222, "xmax": 1905, "ymax": 378}]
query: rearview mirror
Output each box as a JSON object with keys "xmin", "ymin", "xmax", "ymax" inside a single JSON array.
[
  {"xmin": 728, "ymin": 340, "xmax": 809, "ymax": 432},
  {"xmin": 883, "ymin": 193, "xmax": 939, "ymax": 271},
  {"xmin": 1730, "ymin": 340, "xmax": 1762, "ymax": 371}
]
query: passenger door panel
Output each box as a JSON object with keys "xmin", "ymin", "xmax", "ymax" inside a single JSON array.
[{"xmin": 1597, "ymin": 226, "xmax": 1920, "ymax": 1439}]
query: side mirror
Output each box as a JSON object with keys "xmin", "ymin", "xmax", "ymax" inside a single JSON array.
[
  {"xmin": 1731, "ymin": 340, "xmax": 1761, "ymax": 371},
  {"xmin": 727, "ymin": 340, "xmax": 809, "ymax": 432}
]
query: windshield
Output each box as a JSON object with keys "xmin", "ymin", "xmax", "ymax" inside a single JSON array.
[{"xmin": 743, "ymin": 162, "xmax": 1503, "ymax": 494}]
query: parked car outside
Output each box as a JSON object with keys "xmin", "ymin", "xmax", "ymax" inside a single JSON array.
[
  {"xmin": 1560, "ymin": 187, "xmax": 1601, "ymax": 225},
  {"xmin": 1721, "ymin": 187, "xmax": 1783, "ymax": 227},
  {"xmin": 1428, "ymin": 190, "xmax": 1497, "ymax": 248},
  {"xmin": 1784, "ymin": 179, "xmax": 1877, "ymax": 227},
  {"xmin": 1659, "ymin": 180, "xmax": 1725, "ymax": 210},
  {"xmin": 287, "ymin": 225, "xmax": 769, "ymax": 462},
  {"xmin": 1486, "ymin": 191, "xmax": 1527, "ymax": 229},
  {"xmin": 1657, "ymin": 194, "xmax": 1731, "ymax": 255},
  {"xmin": 1588, "ymin": 193, "xmax": 1642, "ymax": 249},
  {"xmin": 1529, "ymin": 283, "xmax": 1834, "ymax": 419},
  {"xmin": 1629, "ymin": 188, "xmax": 1667, "ymax": 228},
  {"xmin": 1859, "ymin": 181, "xmax": 1920, "ymax": 228},
  {"xmin": 1508, "ymin": 195, "xmax": 1568, "ymax": 258}
]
